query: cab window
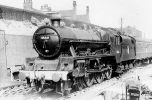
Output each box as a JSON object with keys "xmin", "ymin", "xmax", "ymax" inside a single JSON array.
[
  {"xmin": 110, "ymin": 36, "xmax": 114, "ymax": 43},
  {"xmin": 116, "ymin": 36, "xmax": 120, "ymax": 45}
]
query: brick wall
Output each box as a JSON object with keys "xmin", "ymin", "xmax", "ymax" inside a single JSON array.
[
  {"xmin": 5, "ymin": 34, "xmax": 38, "ymax": 68},
  {"xmin": 0, "ymin": 5, "xmax": 50, "ymax": 22}
]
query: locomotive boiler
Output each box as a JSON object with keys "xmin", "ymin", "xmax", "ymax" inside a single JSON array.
[
  {"xmin": 20, "ymin": 19, "xmax": 140, "ymax": 95},
  {"xmin": 33, "ymin": 25, "xmax": 110, "ymax": 59}
]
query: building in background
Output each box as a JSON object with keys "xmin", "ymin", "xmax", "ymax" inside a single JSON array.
[
  {"xmin": 58, "ymin": 1, "xmax": 90, "ymax": 23},
  {"xmin": 0, "ymin": 1, "xmax": 50, "ymax": 82},
  {"xmin": 123, "ymin": 26, "xmax": 143, "ymax": 39},
  {"xmin": 23, "ymin": 0, "xmax": 90, "ymax": 23},
  {"xmin": 23, "ymin": 0, "xmax": 33, "ymax": 10},
  {"xmin": 41, "ymin": 4, "xmax": 51, "ymax": 13}
]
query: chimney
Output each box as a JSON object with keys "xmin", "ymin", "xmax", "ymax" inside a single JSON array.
[
  {"xmin": 86, "ymin": 6, "xmax": 89, "ymax": 16},
  {"xmin": 24, "ymin": 0, "xmax": 33, "ymax": 10},
  {"xmin": 41, "ymin": 4, "xmax": 52, "ymax": 12},
  {"xmin": 73, "ymin": 1, "xmax": 77, "ymax": 14},
  {"xmin": 30, "ymin": 0, "xmax": 33, "ymax": 9}
]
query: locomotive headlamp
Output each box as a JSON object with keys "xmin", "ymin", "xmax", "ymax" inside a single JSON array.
[
  {"xmin": 52, "ymin": 73, "xmax": 60, "ymax": 82},
  {"xmin": 40, "ymin": 36, "xmax": 50, "ymax": 40},
  {"xmin": 45, "ymin": 50, "xmax": 49, "ymax": 53},
  {"xmin": 25, "ymin": 73, "xmax": 30, "ymax": 78}
]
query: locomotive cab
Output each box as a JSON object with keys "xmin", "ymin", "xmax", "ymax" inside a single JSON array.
[
  {"xmin": 120, "ymin": 35, "xmax": 136, "ymax": 62},
  {"xmin": 108, "ymin": 29, "xmax": 136, "ymax": 63}
]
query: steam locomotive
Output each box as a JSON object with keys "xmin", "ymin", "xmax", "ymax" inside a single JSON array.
[{"xmin": 20, "ymin": 18, "xmax": 152, "ymax": 95}]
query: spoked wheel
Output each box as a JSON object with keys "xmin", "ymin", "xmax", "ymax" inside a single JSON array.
[
  {"xmin": 147, "ymin": 59, "xmax": 150, "ymax": 64},
  {"xmin": 26, "ymin": 77, "xmax": 31, "ymax": 87},
  {"xmin": 129, "ymin": 63, "xmax": 133, "ymax": 69},
  {"xmin": 95, "ymin": 74, "xmax": 104, "ymax": 83},
  {"xmin": 63, "ymin": 90, "xmax": 70, "ymax": 96},
  {"xmin": 125, "ymin": 64, "xmax": 129, "ymax": 70},
  {"xmin": 149, "ymin": 59, "xmax": 152, "ymax": 64},
  {"xmin": 35, "ymin": 85, "xmax": 44, "ymax": 93},
  {"xmin": 77, "ymin": 78, "xmax": 84, "ymax": 90},
  {"xmin": 116, "ymin": 66, "xmax": 123, "ymax": 74},
  {"xmin": 120, "ymin": 65, "xmax": 125, "ymax": 72},
  {"xmin": 81, "ymin": 77, "xmax": 87, "ymax": 88},
  {"xmin": 77, "ymin": 83, "xmax": 83, "ymax": 91},
  {"xmin": 84, "ymin": 75, "xmax": 94, "ymax": 87},
  {"xmin": 105, "ymin": 69, "xmax": 112, "ymax": 80},
  {"xmin": 74, "ymin": 78, "xmax": 83, "ymax": 91},
  {"xmin": 34, "ymin": 79, "xmax": 44, "ymax": 93}
]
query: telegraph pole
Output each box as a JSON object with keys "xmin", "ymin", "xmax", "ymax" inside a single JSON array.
[{"xmin": 120, "ymin": 18, "xmax": 123, "ymax": 33}]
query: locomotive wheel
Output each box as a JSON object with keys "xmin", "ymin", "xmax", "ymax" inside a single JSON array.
[
  {"xmin": 35, "ymin": 84, "xmax": 44, "ymax": 93},
  {"xmin": 125, "ymin": 64, "xmax": 129, "ymax": 71},
  {"xmin": 81, "ymin": 77, "xmax": 87, "ymax": 88},
  {"xmin": 121, "ymin": 65, "xmax": 125, "ymax": 71},
  {"xmin": 63, "ymin": 90, "xmax": 70, "ymax": 96},
  {"xmin": 34, "ymin": 79, "xmax": 44, "ymax": 93},
  {"xmin": 150, "ymin": 59, "xmax": 152, "ymax": 63},
  {"xmin": 26, "ymin": 77, "xmax": 31, "ymax": 87},
  {"xmin": 95, "ymin": 74, "xmax": 104, "ymax": 83},
  {"xmin": 129, "ymin": 63, "xmax": 133, "ymax": 69},
  {"xmin": 77, "ymin": 83, "xmax": 83, "ymax": 91},
  {"xmin": 84, "ymin": 75, "xmax": 94, "ymax": 87},
  {"xmin": 77, "ymin": 78, "xmax": 83, "ymax": 90},
  {"xmin": 105, "ymin": 69, "xmax": 112, "ymax": 80},
  {"xmin": 73, "ymin": 78, "xmax": 83, "ymax": 91},
  {"xmin": 116, "ymin": 66, "xmax": 123, "ymax": 73},
  {"xmin": 138, "ymin": 62, "xmax": 141, "ymax": 67},
  {"xmin": 147, "ymin": 59, "xmax": 150, "ymax": 64}
]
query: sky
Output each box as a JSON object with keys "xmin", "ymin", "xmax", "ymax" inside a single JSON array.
[{"xmin": 0, "ymin": 0, "xmax": 152, "ymax": 39}]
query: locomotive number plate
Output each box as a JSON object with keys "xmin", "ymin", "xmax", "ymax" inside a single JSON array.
[{"xmin": 41, "ymin": 36, "xmax": 50, "ymax": 39}]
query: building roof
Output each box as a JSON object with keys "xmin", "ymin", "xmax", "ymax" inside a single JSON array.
[
  {"xmin": 0, "ymin": 19, "xmax": 37, "ymax": 36},
  {"xmin": 0, "ymin": 4, "xmax": 50, "ymax": 17}
]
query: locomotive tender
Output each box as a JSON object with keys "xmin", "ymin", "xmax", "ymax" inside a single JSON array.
[{"xmin": 20, "ymin": 18, "xmax": 152, "ymax": 95}]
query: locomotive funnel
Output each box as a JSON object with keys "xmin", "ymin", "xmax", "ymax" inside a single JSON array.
[{"xmin": 33, "ymin": 26, "xmax": 61, "ymax": 59}]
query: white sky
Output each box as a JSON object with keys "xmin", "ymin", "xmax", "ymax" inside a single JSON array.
[{"xmin": 0, "ymin": 0, "xmax": 152, "ymax": 39}]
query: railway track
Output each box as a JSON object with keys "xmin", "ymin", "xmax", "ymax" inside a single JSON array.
[
  {"xmin": 57, "ymin": 78, "xmax": 118, "ymax": 100},
  {"xmin": 0, "ymin": 66, "xmax": 145, "ymax": 99},
  {"xmin": 57, "ymin": 70, "xmax": 136, "ymax": 100},
  {"xmin": 57, "ymin": 66, "xmax": 146, "ymax": 100},
  {"xmin": 0, "ymin": 83, "xmax": 34, "ymax": 97},
  {"xmin": 0, "ymin": 77, "xmax": 119, "ymax": 99}
]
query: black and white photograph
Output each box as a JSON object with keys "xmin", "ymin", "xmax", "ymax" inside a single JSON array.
[{"xmin": 0, "ymin": 0, "xmax": 152, "ymax": 100}]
